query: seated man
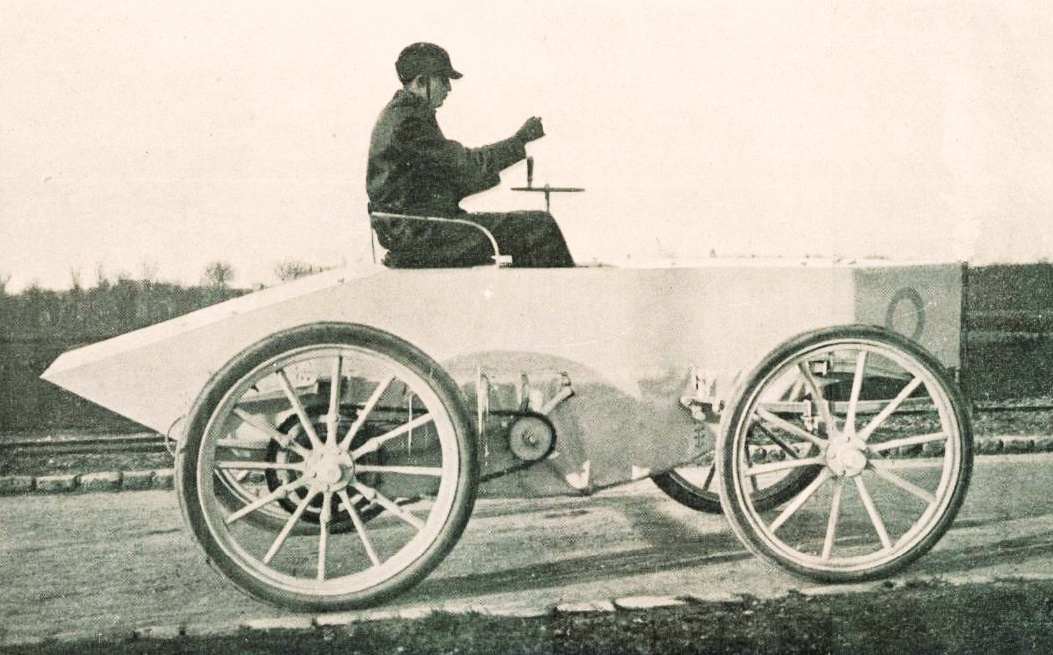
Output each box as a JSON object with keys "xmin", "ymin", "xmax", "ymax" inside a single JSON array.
[{"xmin": 367, "ymin": 42, "xmax": 574, "ymax": 268}]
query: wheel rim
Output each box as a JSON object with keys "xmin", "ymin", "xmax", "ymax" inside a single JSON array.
[
  {"xmin": 194, "ymin": 343, "xmax": 462, "ymax": 597},
  {"xmin": 726, "ymin": 336, "xmax": 966, "ymax": 574}
]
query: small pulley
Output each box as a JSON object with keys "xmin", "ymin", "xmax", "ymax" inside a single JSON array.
[{"xmin": 508, "ymin": 415, "xmax": 556, "ymax": 462}]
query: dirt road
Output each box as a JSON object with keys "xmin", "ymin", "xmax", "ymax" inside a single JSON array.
[{"xmin": 2, "ymin": 453, "xmax": 1051, "ymax": 645}]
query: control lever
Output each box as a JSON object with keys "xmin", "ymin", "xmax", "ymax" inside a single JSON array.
[{"xmin": 512, "ymin": 157, "xmax": 584, "ymax": 212}]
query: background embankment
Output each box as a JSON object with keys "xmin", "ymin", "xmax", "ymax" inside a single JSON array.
[{"xmin": 0, "ymin": 279, "xmax": 245, "ymax": 433}]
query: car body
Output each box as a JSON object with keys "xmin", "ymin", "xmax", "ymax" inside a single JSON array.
[{"xmin": 41, "ymin": 257, "xmax": 971, "ymax": 610}]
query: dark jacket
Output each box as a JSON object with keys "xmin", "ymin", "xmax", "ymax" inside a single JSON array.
[{"xmin": 366, "ymin": 89, "xmax": 526, "ymax": 217}]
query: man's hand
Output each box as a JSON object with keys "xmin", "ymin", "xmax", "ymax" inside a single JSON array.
[{"xmin": 516, "ymin": 117, "xmax": 545, "ymax": 143}]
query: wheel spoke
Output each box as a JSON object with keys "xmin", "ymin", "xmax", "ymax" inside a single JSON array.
[
  {"xmin": 355, "ymin": 464, "xmax": 444, "ymax": 477},
  {"xmin": 216, "ymin": 437, "xmax": 270, "ymax": 451},
  {"xmin": 857, "ymin": 376, "xmax": 924, "ymax": 443},
  {"xmin": 753, "ymin": 422, "xmax": 808, "ymax": 459},
  {"xmin": 702, "ymin": 465, "xmax": 717, "ymax": 491},
  {"xmin": 756, "ymin": 407, "xmax": 827, "ymax": 449},
  {"xmin": 869, "ymin": 464, "xmax": 937, "ymax": 504},
  {"xmin": 225, "ymin": 477, "xmax": 310, "ymax": 524},
  {"xmin": 233, "ymin": 409, "xmax": 310, "ymax": 457},
  {"xmin": 214, "ymin": 460, "xmax": 305, "ymax": 472},
  {"xmin": 785, "ymin": 378, "xmax": 805, "ymax": 402},
  {"xmin": 869, "ymin": 432, "xmax": 947, "ymax": 453},
  {"xmin": 354, "ymin": 483, "xmax": 425, "ymax": 529},
  {"xmin": 326, "ymin": 357, "xmax": 343, "ymax": 447},
  {"xmin": 351, "ymin": 413, "xmax": 434, "ymax": 459},
  {"xmin": 339, "ymin": 374, "xmax": 396, "ymax": 451},
  {"xmin": 262, "ymin": 488, "xmax": 317, "ymax": 564},
  {"xmin": 338, "ymin": 489, "xmax": 382, "ymax": 566},
  {"xmin": 844, "ymin": 351, "xmax": 868, "ymax": 433},
  {"xmin": 822, "ymin": 478, "xmax": 845, "ymax": 560},
  {"xmin": 769, "ymin": 468, "xmax": 832, "ymax": 532},
  {"xmin": 744, "ymin": 456, "xmax": 825, "ymax": 478},
  {"xmin": 317, "ymin": 492, "xmax": 332, "ymax": 581},
  {"xmin": 798, "ymin": 361, "xmax": 835, "ymax": 433},
  {"xmin": 854, "ymin": 476, "xmax": 892, "ymax": 550},
  {"xmin": 276, "ymin": 369, "xmax": 325, "ymax": 450}
]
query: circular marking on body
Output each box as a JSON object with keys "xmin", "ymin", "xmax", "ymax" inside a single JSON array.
[{"xmin": 885, "ymin": 287, "xmax": 926, "ymax": 341}]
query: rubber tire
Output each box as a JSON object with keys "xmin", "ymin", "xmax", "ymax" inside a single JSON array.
[
  {"xmin": 719, "ymin": 324, "xmax": 973, "ymax": 583},
  {"xmin": 651, "ymin": 467, "xmax": 723, "ymax": 513},
  {"xmin": 176, "ymin": 322, "xmax": 478, "ymax": 610},
  {"xmin": 653, "ymin": 452, "xmax": 822, "ymax": 515}
]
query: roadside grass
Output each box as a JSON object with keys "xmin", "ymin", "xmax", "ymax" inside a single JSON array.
[{"xmin": 6, "ymin": 580, "xmax": 1053, "ymax": 655}]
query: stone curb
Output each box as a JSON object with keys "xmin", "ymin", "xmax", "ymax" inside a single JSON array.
[
  {"xmin": 3, "ymin": 435, "xmax": 1051, "ymax": 497},
  {"xmin": 0, "ymin": 468, "xmax": 174, "ymax": 496},
  {"xmin": 6, "ymin": 571, "xmax": 1053, "ymax": 648}
]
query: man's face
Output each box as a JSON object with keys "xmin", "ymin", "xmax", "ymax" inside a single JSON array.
[{"xmin": 427, "ymin": 76, "xmax": 451, "ymax": 108}]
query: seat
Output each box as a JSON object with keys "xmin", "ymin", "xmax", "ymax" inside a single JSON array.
[{"xmin": 369, "ymin": 211, "xmax": 512, "ymax": 267}]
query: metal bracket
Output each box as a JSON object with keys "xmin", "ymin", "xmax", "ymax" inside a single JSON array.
[
  {"xmin": 371, "ymin": 211, "xmax": 512, "ymax": 267},
  {"xmin": 680, "ymin": 367, "xmax": 723, "ymax": 422}
]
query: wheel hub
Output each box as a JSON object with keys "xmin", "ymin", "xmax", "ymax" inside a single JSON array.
[
  {"xmin": 825, "ymin": 435, "xmax": 869, "ymax": 477},
  {"xmin": 304, "ymin": 447, "xmax": 355, "ymax": 491}
]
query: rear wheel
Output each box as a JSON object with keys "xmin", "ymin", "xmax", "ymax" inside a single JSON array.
[
  {"xmin": 719, "ymin": 325, "xmax": 972, "ymax": 582},
  {"xmin": 654, "ymin": 438, "xmax": 822, "ymax": 515},
  {"xmin": 653, "ymin": 380, "xmax": 823, "ymax": 514},
  {"xmin": 652, "ymin": 456, "xmax": 723, "ymax": 513},
  {"xmin": 176, "ymin": 323, "xmax": 477, "ymax": 610}
]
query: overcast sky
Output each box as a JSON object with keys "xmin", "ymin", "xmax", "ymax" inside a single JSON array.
[{"xmin": 3, "ymin": 1, "xmax": 1053, "ymax": 292}]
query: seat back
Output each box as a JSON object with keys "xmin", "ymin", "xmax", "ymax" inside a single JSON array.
[{"xmin": 369, "ymin": 211, "xmax": 511, "ymax": 266}]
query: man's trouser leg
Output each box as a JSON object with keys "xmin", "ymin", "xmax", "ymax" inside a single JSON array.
[{"xmin": 469, "ymin": 211, "xmax": 574, "ymax": 268}]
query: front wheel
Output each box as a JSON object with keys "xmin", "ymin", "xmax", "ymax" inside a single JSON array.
[
  {"xmin": 176, "ymin": 323, "xmax": 477, "ymax": 610},
  {"xmin": 719, "ymin": 325, "xmax": 972, "ymax": 582}
]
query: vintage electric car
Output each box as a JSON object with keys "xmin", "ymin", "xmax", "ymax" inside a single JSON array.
[{"xmin": 43, "ymin": 198, "xmax": 972, "ymax": 611}]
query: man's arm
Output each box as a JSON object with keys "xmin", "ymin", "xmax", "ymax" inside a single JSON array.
[{"xmin": 397, "ymin": 114, "xmax": 534, "ymax": 199}]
